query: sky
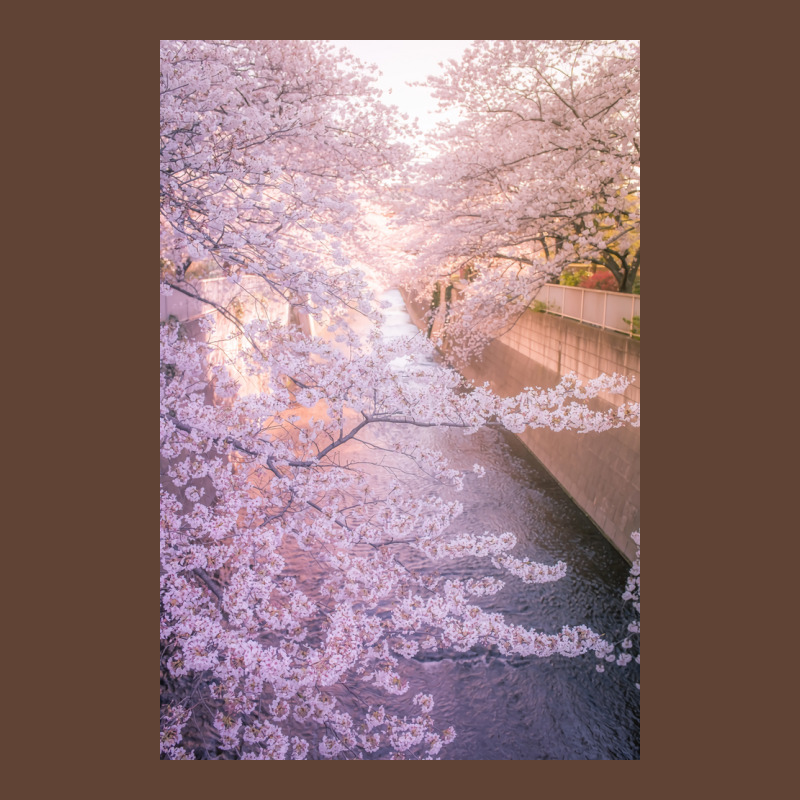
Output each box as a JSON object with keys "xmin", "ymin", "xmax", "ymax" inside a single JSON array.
[{"xmin": 329, "ymin": 40, "xmax": 473, "ymax": 135}]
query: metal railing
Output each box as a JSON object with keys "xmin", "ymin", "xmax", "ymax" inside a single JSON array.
[{"xmin": 533, "ymin": 283, "xmax": 640, "ymax": 338}]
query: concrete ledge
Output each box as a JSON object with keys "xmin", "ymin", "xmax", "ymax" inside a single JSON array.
[{"xmin": 400, "ymin": 288, "xmax": 640, "ymax": 563}]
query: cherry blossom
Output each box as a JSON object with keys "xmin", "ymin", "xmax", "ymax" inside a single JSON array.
[
  {"xmin": 395, "ymin": 40, "xmax": 640, "ymax": 360},
  {"xmin": 160, "ymin": 40, "xmax": 640, "ymax": 760}
]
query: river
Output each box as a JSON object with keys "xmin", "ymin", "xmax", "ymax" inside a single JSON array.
[
  {"xmin": 347, "ymin": 288, "xmax": 640, "ymax": 759},
  {"xmin": 166, "ymin": 287, "xmax": 640, "ymax": 760}
]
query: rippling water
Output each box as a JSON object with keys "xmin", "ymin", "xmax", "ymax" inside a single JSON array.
[
  {"xmin": 168, "ymin": 288, "xmax": 639, "ymax": 760},
  {"xmin": 349, "ymin": 289, "xmax": 640, "ymax": 759}
]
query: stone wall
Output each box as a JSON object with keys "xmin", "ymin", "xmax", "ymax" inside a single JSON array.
[{"xmin": 401, "ymin": 289, "xmax": 640, "ymax": 563}]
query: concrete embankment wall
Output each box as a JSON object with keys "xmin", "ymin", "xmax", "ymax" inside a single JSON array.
[{"xmin": 401, "ymin": 289, "xmax": 640, "ymax": 563}]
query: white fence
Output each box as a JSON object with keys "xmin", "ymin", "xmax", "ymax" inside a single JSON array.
[
  {"xmin": 160, "ymin": 275, "xmax": 287, "ymax": 324},
  {"xmin": 534, "ymin": 284, "xmax": 640, "ymax": 337}
]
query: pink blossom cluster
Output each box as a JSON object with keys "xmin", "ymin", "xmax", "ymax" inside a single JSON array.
[
  {"xmin": 595, "ymin": 532, "xmax": 640, "ymax": 679},
  {"xmin": 161, "ymin": 304, "xmax": 641, "ymax": 756}
]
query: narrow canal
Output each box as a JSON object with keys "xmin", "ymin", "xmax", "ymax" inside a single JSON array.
[{"xmin": 349, "ymin": 288, "xmax": 640, "ymax": 759}]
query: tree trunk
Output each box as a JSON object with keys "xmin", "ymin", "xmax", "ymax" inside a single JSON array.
[{"xmin": 622, "ymin": 267, "xmax": 638, "ymax": 294}]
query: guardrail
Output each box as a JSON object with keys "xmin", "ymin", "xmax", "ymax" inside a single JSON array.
[
  {"xmin": 160, "ymin": 275, "xmax": 280, "ymax": 323},
  {"xmin": 534, "ymin": 283, "xmax": 640, "ymax": 337}
]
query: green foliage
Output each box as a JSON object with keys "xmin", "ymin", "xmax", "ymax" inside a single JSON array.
[
  {"xmin": 559, "ymin": 266, "xmax": 591, "ymax": 287},
  {"xmin": 623, "ymin": 315, "xmax": 640, "ymax": 339}
]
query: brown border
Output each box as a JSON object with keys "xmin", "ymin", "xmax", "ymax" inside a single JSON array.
[
  {"xmin": 151, "ymin": 34, "xmax": 646, "ymax": 780},
  {"xmin": 48, "ymin": 24, "xmax": 713, "ymax": 792}
]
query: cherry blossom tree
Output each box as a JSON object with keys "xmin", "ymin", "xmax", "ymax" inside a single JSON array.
[
  {"xmin": 160, "ymin": 40, "xmax": 640, "ymax": 760},
  {"xmin": 398, "ymin": 40, "xmax": 640, "ymax": 359},
  {"xmin": 161, "ymin": 39, "xmax": 412, "ymax": 322}
]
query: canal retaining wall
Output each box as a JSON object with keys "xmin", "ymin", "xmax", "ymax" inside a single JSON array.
[{"xmin": 401, "ymin": 289, "xmax": 640, "ymax": 563}]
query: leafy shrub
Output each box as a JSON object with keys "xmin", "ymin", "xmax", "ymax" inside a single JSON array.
[
  {"xmin": 580, "ymin": 271, "xmax": 619, "ymax": 291},
  {"xmin": 560, "ymin": 267, "xmax": 590, "ymax": 287},
  {"xmin": 623, "ymin": 315, "xmax": 640, "ymax": 339}
]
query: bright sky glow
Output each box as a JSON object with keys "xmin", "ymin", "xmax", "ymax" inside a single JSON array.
[{"xmin": 330, "ymin": 40, "xmax": 472, "ymax": 135}]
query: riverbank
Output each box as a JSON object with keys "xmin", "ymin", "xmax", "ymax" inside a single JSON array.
[{"xmin": 398, "ymin": 287, "xmax": 640, "ymax": 563}]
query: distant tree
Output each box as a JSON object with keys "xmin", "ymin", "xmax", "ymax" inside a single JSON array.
[
  {"xmin": 580, "ymin": 270, "xmax": 620, "ymax": 292},
  {"xmin": 583, "ymin": 194, "xmax": 640, "ymax": 293}
]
